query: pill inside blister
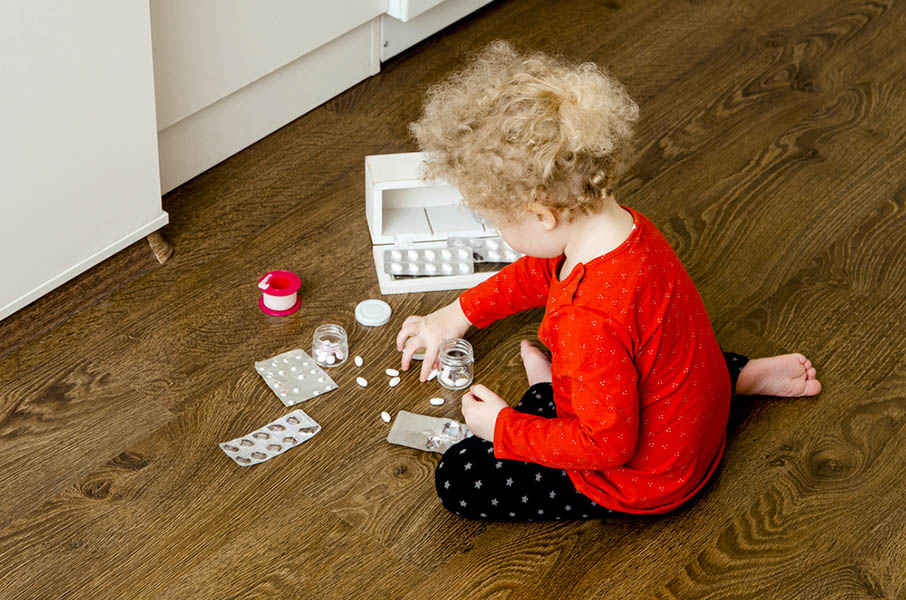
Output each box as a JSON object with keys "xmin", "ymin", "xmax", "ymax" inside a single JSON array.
[
  {"xmin": 240, "ymin": 439, "xmax": 254, "ymax": 447},
  {"xmin": 236, "ymin": 457, "xmax": 251, "ymax": 464},
  {"xmin": 251, "ymin": 452, "xmax": 267, "ymax": 460},
  {"xmin": 425, "ymin": 436, "xmax": 442, "ymax": 450},
  {"xmin": 267, "ymin": 424, "xmax": 286, "ymax": 432},
  {"xmin": 283, "ymin": 437, "xmax": 297, "ymax": 444},
  {"xmin": 298, "ymin": 426, "xmax": 319, "ymax": 435},
  {"xmin": 267, "ymin": 444, "xmax": 282, "ymax": 452},
  {"xmin": 286, "ymin": 416, "xmax": 300, "ymax": 425},
  {"xmin": 222, "ymin": 444, "xmax": 239, "ymax": 452},
  {"xmin": 252, "ymin": 432, "xmax": 269, "ymax": 440}
]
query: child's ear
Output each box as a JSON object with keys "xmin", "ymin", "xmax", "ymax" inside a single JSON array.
[{"xmin": 528, "ymin": 202, "xmax": 558, "ymax": 231}]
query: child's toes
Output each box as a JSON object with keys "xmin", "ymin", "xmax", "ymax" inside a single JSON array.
[
  {"xmin": 807, "ymin": 367, "xmax": 817, "ymax": 379},
  {"xmin": 804, "ymin": 378, "xmax": 822, "ymax": 396}
]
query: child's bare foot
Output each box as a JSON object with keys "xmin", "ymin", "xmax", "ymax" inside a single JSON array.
[
  {"xmin": 735, "ymin": 353, "xmax": 822, "ymax": 397},
  {"xmin": 520, "ymin": 340, "xmax": 552, "ymax": 386}
]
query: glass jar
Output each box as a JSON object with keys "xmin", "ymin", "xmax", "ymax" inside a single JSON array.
[
  {"xmin": 312, "ymin": 324, "xmax": 347, "ymax": 367},
  {"xmin": 437, "ymin": 338, "xmax": 474, "ymax": 390}
]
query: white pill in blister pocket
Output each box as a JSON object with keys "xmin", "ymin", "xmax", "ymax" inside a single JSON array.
[
  {"xmin": 391, "ymin": 262, "xmax": 403, "ymax": 273},
  {"xmin": 441, "ymin": 248, "xmax": 453, "ymax": 260},
  {"xmin": 441, "ymin": 263, "xmax": 454, "ymax": 274}
]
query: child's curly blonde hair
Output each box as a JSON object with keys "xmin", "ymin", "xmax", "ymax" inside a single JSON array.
[{"xmin": 410, "ymin": 40, "xmax": 640, "ymax": 224}]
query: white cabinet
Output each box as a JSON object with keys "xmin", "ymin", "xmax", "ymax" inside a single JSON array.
[{"xmin": 0, "ymin": 0, "xmax": 167, "ymax": 322}]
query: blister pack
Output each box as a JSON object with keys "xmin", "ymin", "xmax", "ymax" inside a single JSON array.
[
  {"xmin": 386, "ymin": 410, "xmax": 473, "ymax": 454},
  {"xmin": 220, "ymin": 409, "xmax": 321, "ymax": 466},
  {"xmin": 383, "ymin": 247, "xmax": 474, "ymax": 277},
  {"xmin": 255, "ymin": 348, "xmax": 338, "ymax": 407},
  {"xmin": 449, "ymin": 236, "xmax": 522, "ymax": 263}
]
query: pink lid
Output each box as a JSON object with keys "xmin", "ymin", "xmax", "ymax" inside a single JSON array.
[{"xmin": 257, "ymin": 270, "xmax": 301, "ymax": 297}]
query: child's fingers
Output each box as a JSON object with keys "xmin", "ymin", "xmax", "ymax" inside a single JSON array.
[
  {"xmin": 420, "ymin": 345, "xmax": 440, "ymax": 382},
  {"xmin": 400, "ymin": 336, "xmax": 423, "ymax": 371},
  {"xmin": 468, "ymin": 384, "xmax": 492, "ymax": 400},
  {"xmin": 395, "ymin": 319, "xmax": 420, "ymax": 351}
]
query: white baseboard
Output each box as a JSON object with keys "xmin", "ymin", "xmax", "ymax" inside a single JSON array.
[
  {"xmin": 0, "ymin": 212, "xmax": 170, "ymax": 322},
  {"xmin": 158, "ymin": 18, "xmax": 381, "ymax": 194}
]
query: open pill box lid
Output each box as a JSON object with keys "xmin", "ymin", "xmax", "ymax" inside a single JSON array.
[
  {"xmin": 365, "ymin": 152, "xmax": 495, "ymax": 245},
  {"xmin": 258, "ymin": 270, "xmax": 301, "ymax": 297}
]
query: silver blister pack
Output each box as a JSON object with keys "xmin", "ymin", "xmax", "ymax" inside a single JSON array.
[
  {"xmin": 386, "ymin": 410, "xmax": 473, "ymax": 454},
  {"xmin": 449, "ymin": 236, "xmax": 522, "ymax": 263},
  {"xmin": 255, "ymin": 348, "xmax": 338, "ymax": 407},
  {"xmin": 383, "ymin": 246, "xmax": 474, "ymax": 277},
  {"xmin": 220, "ymin": 409, "xmax": 321, "ymax": 466}
]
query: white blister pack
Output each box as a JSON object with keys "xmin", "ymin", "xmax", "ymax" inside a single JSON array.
[
  {"xmin": 255, "ymin": 348, "xmax": 338, "ymax": 407},
  {"xmin": 449, "ymin": 235, "xmax": 522, "ymax": 263},
  {"xmin": 220, "ymin": 409, "xmax": 321, "ymax": 466},
  {"xmin": 386, "ymin": 410, "xmax": 473, "ymax": 454}
]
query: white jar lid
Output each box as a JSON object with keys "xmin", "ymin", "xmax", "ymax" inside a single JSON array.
[{"xmin": 355, "ymin": 299, "xmax": 392, "ymax": 326}]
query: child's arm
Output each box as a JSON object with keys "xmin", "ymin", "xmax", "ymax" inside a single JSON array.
[
  {"xmin": 457, "ymin": 255, "xmax": 555, "ymax": 328},
  {"xmin": 491, "ymin": 308, "xmax": 640, "ymax": 470}
]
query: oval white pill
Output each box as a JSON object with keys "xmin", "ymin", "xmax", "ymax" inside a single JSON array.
[
  {"xmin": 427, "ymin": 369, "xmax": 438, "ymax": 381},
  {"xmin": 391, "ymin": 262, "xmax": 403, "ymax": 273},
  {"xmin": 389, "ymin": 377, "xmax": 401, "ymax": 387},
  {"xmin": 356, "ymin": 376, "xmax": 368, "ymax": 387},
  {"xmin": 354, "ymin": 355, "xmax": 364, "ymax": 367},
  {"xmin": 407, "ymin": 249, "xmax": 419, "ymax": 260},
  {"xmin": 424, "ymin": 263, "xmax": 437, "ymax": 273},
  {"xmin": 457, "ymin": 248, "xmax": 470, "ymax": 259},
  {"xmin": 390, "ymin": 249, "xmax": 402, "ymax": 260},
  {"xmin": 380, "ymin": 411, "xmax": 391, "ymax": 423},
  {"xmin": 441, "ymin": 248, "xmax": 453, "ymax": 260},
  {"xmin": 454, "ymin": 377, "xmax": 470, "ymax": 387},
  {"xmin": 441, "ymin": 263, "xmax": 454, "ymax": 273},
  {"xmin": 458, "ymin": 262, "xmax": 470, "ymax": 273},
  {"xmin": 408, "ymin": 262, "xmax": 420, "ymax": 273},
  {"xmin": 429, "ymin": 397, "xmax": 445, "ymax": 406},
  {"xmin": 385, "ymin": 368, "xmax": 400, "ymax": 377}
]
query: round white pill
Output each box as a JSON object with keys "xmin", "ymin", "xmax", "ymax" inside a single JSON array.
[
  {"xmin": 391, "ymin": 262, "xmax": 403, "ymax": 273},
  {"xmin": 354, "ymin": 355, "xmax": 364, "ymax": 367},
  {"xmin": 456, "ymin": 248, "xmax": 470, "ymax": 260},
  {"xmin": 390, "ymin": 249, "xmax": 402, "ymax": 260},
  {"xmin": 429, "ymin": 397, "xmax": 445, "ymax": 406},
  {"xmin": 408, "ymin": 262, "xmax": 420, "ymax": 273},
  {"xmin": 326, "ymin": 355, "xmax": 336, "ymax": 365},
  {"xmin": 407, "ymin": 249, "xmax": 419, "ymax": 260},
  {"xmin": 389, "ymin": 377, "xmax": 401, "ymax": 387},
  {"xmin": 424, "ymin": 263, "xmax": 437, "ymax": 273},
  {"xmin": 458, "ymin": 262, "xmax": 470, "ymax": 274},
  {"xmin": 424, "ymin": 249, "xmax": 436, "ymax": 260},
  {"xmin": 441, "ymin": 248, "xmax": 453, "ymax": 260},
  {"xmin": 427, "ymin": 369, "xmax": 438, "ymax": 381},
  {"xmin": 454, "ymin": 377, "xmax": 470, "ymax": 387},
  {"xmin": 356, "ymin": 376, "xmax": 368, "ymax": 387},
  {"xmin": 441, "ymin": 263, "xmax": 454, "ymax": 273},
  {"xmin": 335, "ymin": 350, "xmax": 346, "ymax": 360},
  {"xmin": 385, "ymin": 368, "xmax": 400, "ymax": 377},
  {"xmin": 380, "ymin": 411, "xmax": 391, "ymax": 423}
]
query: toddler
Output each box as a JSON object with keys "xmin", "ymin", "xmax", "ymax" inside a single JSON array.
[{"xmin": 395, "ymin": 41, "xmax": 821, "ymax": 519}]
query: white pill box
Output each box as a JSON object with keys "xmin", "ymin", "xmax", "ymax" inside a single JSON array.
[{"xmin": 366, "ymin": 151, "xmax": 510, "ymax": 294}]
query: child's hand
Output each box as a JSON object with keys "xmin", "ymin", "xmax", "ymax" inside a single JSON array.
[
  {"xmin": 461, "ymin": 384, "xmax": 508, "ymax": 442},
  {"xmin": 396, "ymin": 299, "xmax": 472, "ymax": 382}
]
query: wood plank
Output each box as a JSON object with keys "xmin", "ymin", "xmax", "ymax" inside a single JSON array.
[{"xmin": 0, "ymin": 357, "xmax": 173, "ymax": 528}]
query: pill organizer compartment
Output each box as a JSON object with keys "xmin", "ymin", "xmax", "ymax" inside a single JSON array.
[{"xmin": 366, "ymin": 151, "xmax": 504, "ymax": 294}]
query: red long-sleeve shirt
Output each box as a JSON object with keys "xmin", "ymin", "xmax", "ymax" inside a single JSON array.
[{"xmin": 458, "ymin": 204, "xmax": 731, "ymax": 514}]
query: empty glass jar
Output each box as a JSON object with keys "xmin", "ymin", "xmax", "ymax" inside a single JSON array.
[
  {"xmin": 312, "ymin": 324, "xmax": 347, "ymax": 367},
  {"xmin": 437, "ymin": 338, "xmax": 474, "ymax": 390}
]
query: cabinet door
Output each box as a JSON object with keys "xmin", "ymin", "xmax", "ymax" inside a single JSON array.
[
  {"xmin": 0, "ymin": 0, "xmax": 166, "ymax": 321},
  {"xmin": 151, "ymin": 0, "xmax": 386, "ymax": 130}
]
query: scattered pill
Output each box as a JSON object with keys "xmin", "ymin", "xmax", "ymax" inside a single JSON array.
[
  {"xmin": 429, "ymin": 397, "xmax": 445, "ymax": 406},
  {"xmin": 380, "ymin": 411, "xmax": 391, "ymax": 423},
  {"xmin": 389, "ymin": 377, "xmax": 401, "ymax": 387},
  {"xmin": 385, "ymin": 368, "xmax": 400, "ymax": 377},
  {"xmin": 427, "ymin": 369, "xmax": 438, "ymax": 381},
  {"xmin": 356, "ymin": 376, "xmax": 368, "ymax": 387},
  {"xmin": 354, "ymin": 355, "xmax": 364, "ymax": 367}
]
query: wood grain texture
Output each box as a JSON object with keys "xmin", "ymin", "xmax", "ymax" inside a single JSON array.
[{"xmin": 1, "ymin": 0, "xmax": 905, "ymax": 597}]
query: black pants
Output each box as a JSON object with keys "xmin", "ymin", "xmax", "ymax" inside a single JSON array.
[{"xmin": 435, "ymin": 350, "xmax": 750, "ymax": 521}]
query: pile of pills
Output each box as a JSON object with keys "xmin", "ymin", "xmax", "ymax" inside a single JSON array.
[
  {"xmin": 439, "ymin": 365, "xmax": 472, "ymax": 390},
  {"xmin": 383, "ymin": 247, "xmax": 473, "ymax": 277},
  {"xmin": 449, "ymin": 236, "xmax": 522, "ymax": 263}
]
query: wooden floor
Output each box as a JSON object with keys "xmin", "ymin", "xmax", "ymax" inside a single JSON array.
[{"xmin": 2, "ymin": 0, "xmax": 906, "ymax": 597}]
